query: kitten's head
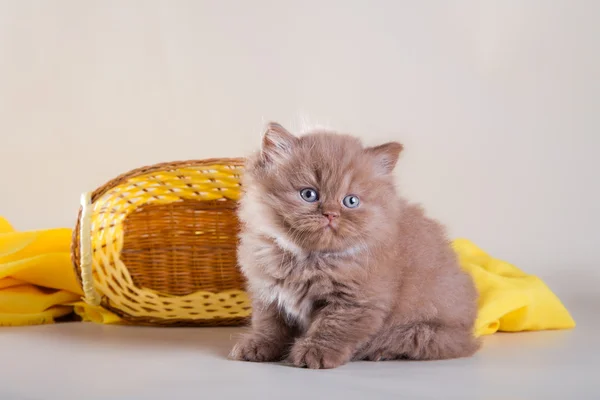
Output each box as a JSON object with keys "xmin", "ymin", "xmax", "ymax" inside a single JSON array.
[{"xmin": 240, "ymin": 122, "xmax": 403, "ymax": 254}]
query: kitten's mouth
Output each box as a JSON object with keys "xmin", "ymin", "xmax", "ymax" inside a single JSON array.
[{"xmin": 324, "ymin": 221, "xmax": 338, "ymax": 231}]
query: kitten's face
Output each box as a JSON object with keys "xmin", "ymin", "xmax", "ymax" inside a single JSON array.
[{"xmin": 242, "ymin": 123, "xmax": 403, "ymax": 253}]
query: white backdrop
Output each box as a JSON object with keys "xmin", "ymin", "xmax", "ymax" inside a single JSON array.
[{"xmin": 0, "ymin": 1, "xmax": 598, "ymax": 280}]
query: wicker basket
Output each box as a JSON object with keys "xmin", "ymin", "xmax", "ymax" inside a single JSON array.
[{"xmin": 71, "ymin": 158, "xmax": 251, "ymax": 326}]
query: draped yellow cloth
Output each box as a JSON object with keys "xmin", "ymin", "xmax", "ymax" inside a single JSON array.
[
  {"xmin": 453, "ymin": 239, "xmax": 575, "ymax": 335},
  {"xmin": 0, "ymin": 217, "xmax": 81, "ymax": 326},
  {"xmin": 0, "ymin": 217, "xmax": 120, "ymax": 326},
  {"xmin": 0, "ymin": 216, "xmax": 575, "ymax": 335}
]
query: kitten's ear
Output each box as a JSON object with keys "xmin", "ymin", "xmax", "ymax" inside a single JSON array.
[
  {"xmin": 366, "ymin": 142, "xmax": 403, "ymax": 174},
  {"xmin": 261, "ymin": 122, "xmax": 297, "ymax": 164}
]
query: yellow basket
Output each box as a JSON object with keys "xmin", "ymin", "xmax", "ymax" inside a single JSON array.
[{"xmin": 71, "ymin": 159, "xmax": 251, "ymax": 326}]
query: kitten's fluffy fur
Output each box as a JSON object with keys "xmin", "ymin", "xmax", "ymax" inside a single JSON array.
[{"xmin": 230, "ymin": 122, "xmax": 479, "ymax": 369}]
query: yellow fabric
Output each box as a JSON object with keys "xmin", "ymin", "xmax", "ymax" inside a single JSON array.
[
  {"xmin": 73, "ymin": 302, "xmax": 122, "ymax": 324},
  {"xmin": 0, "ymin": 217, "xmax": 81, "ymax": 326},
  {"xmin": 0, "ymin": 215, "xmax": 576, "ymax": 334},
  {"xmin": 0, "ymin": 216, "xmax": 123, "ymax": 326},
  {"xmin": 453, "ymin": 238, "xmax": 576, "ymax": 336}
]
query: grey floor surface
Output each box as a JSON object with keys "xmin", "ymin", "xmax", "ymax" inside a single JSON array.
[{"xmin": 1, "ymin": 291, "xmax": 598, "ymax": 400}]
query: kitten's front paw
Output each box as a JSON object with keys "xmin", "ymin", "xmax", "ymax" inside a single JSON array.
[
  {"xmin": 230, "ymin": 334, "xmax": 284, "ymax": 363},
  {"xmin": 289, "ymin": 339, "xmax": 349, "ymax": 369}
]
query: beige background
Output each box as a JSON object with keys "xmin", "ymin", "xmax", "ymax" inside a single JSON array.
[{"xmin": 0, "ymin": 1, "xmax": 598, "ymax": 278}]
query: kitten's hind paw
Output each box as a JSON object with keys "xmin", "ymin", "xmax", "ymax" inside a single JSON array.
[
  {"xmin": 229, "ymin": 334, "xmax": 285, "ymax": 363},
  {"xmin": 289, "ymin": 338, "xmax": 349, "ymax": 369}
]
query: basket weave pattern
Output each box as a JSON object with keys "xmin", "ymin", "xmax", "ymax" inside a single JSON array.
[{"xmin": 72, "ymin": 159, "xmax": 251, "ymax": 325}]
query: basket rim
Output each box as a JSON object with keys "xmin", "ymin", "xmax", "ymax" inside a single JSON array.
[{"xmin": 70, "ymin": 157, "xmax": 246, "ymax": 319}]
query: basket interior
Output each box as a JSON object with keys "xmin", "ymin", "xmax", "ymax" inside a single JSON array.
[{"xmin": 121, "ymin": 199, "xmax": 243, "ymax": 296}]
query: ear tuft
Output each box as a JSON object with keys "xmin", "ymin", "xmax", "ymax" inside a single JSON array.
[
  {"xmin": 366, "ymin": 142, "xmax": 403, "ymax": 174},
  {"xmin": 261, "ymin": 122, "xmax": 297, "ymax": 164}
]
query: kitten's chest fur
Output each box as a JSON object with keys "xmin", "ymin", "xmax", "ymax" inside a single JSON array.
[
  {"xmin": 247, "ymin": 241, "xmax": 349, "ymax": 329},
  {"xmin": 262, "ymin": 278, "xmax": 320, "ymax": 329}
]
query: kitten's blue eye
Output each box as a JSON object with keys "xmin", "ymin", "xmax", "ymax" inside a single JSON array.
[
  {"xmin": 343, "ymin": 195, "xmax": 360, "ymax": 208},
  {"xmin": 300, "ymin": 188, "xmax": 319, "ymax": 202}
]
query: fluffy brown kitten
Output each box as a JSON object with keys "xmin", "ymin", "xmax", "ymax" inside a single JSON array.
[{"xmin": 230, "ymin": 122, "xmax": 480, "ymax": 369}]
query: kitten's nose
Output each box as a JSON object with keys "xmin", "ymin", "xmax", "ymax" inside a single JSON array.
[{"xmin": 322, "ymin": 211, "xmax": 339, "ymax": 222}]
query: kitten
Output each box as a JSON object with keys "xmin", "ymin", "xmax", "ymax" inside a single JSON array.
[{"xmin": 230, "ymin": 122, "xmax": 480, "ymax": 369}]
